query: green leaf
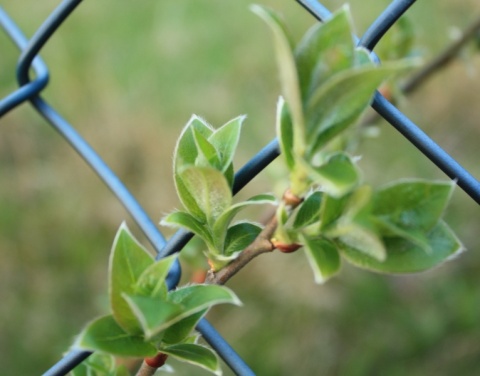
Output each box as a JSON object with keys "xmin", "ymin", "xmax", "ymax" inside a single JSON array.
[
  {"xmin": 333, "ymin": 222, "xmax": 386, "ymax": 261},
  {"xmin": 276, "ymin": 96, "xmax": 295, "ymax": 170},
  {"xmin": 169, "ymin": 284, "xmax": 242, "ymax": 309},
  {"xmin": 293, "ymin": 191, "xmax": 323, "ymax": 229},
  {"xmin": 85, "ymin": 352, "xmax": 115, "ymax": 374},
  {"xmin": 208, "ymin": 116, "xmax": 244, "ymax": 172},
  {"xmin": 300, "ymin": 234, "xmax": 341, "ymax": 284},
  {"xmin": 212, "ymin": 193, "xmax": 276, "ymax": 243},
  {"xmin": 134, "ymin": 255, "xmax": 178, "ymax": 299},
  {"xmin": 295, "ymin": 6, "xmax": 355, "ymax": 98},
  {"xmin": 320, "ymin": 193, "xmax": 349, "ymax": 231},
  {"xmin": 173, "ymin": 116, "xmax": 214, "ymax": 221},
  {"xmin": 162, "ymin": 310, "xmax": 207, "ymax": 345},
  {"xmin": 373, "ymin": 179, "xmax": 454, "ymax": 232},
  {"xmin": 122, "ymin": 294, "xmax": 183, "ymax": 340},
  {"xmin": 251, "ymin": 4, "xmax": 305, "ymax": 156},
  {"xmin": 161, "ymin": 211, "xmax": 214, "ymax": 248},
  {"xmin": 304, "ymin": 152, "xmax": 360, "ymax": 197},
  {"xmin": 109, "ymin": 223, "xmax": 154, "ymax": 335},
  {"xmin": 224, "ymin": 221, "xmax": 263, "ymax": 256},
  {"xmin": 341, "ymin": 221, "xmax": 464, "ymax": 273},
  {"xmin": 160, "ymin": 343, "xmax": 221, "ymax": 376},
  {"xmin": 76, "ymin": 315, "xmax": 157, "ymax": 358},
  {"xmin": 179, "ymin": 166, "xmax": 232, "ymax": 225},
  {"xmin": 375, "ymin": 217, "xmax": 432, "ymax": 253},
  {"xmin": 193, "ymin": 128, "xmax": 222, "ymax": 170},
  {"xmin": 306, "ymin": 60, "xmax": 417, "ymax": 153},
  {"xmin": 71, "ymin": 352, "xmax": 128, "ymax": 376}
]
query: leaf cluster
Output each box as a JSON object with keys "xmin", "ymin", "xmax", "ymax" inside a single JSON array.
[
  {"xmin": 253, "ymin": 5, "xmax": 463, "ymax": 283},
  {"xmin": 74, "ymin": 223, "xmax": 241, "ymax": 375},
  {"xmin": 161, "ymin": 116, "xmax": 276, "ymax": 271}
]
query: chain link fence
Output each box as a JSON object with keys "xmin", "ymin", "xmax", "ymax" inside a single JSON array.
[{"xmin": 1, "ymin": 0, "xmax": 479, "ymax": 375}]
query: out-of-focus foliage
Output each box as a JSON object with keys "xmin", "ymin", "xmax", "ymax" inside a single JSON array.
[{"xmin": 1, "ymin": 0, "xmax": 479, "ymax": 375}]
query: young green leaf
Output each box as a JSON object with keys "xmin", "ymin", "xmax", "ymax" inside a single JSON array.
[
  {"xmin": 340, "ymin": 221, "xmax": 463, "ymax": 273},
  {"xmin": 208, "ymin": 116, "xmax": 244, "ymax": 172},
  {"xmin": 375, "ymin": 217, "xmax": 431, "ymax": 253},
  {"xmin": 373, "ymin": 179, "xmax": 454, "ymax": 232},
  {"xmin": 76, "ymin": 315, "xmax": 157, "ymax": 358},
  {"xmin": 179, "ymin": 166, "xmax": 232, "ymax": 225},
  {"xmin": 134, "ymin": 255, "xmax": 178, "ymax": 299},
  {"xmin": 306, "ymin": 60, "xmax": 417, "ymax": 153},
  {"xmin": 160, "ymin": 343, "xmax": 221, "ymax": 376},
  {"xmin": 161, "ymin": 211, "xmax": 214, "ymax": 249},
  {"xmin": 251, "ymin": 4, "xmax": 306, "ymax": 156},
  {"xmin": 276, "ymin": 96, "xmax": 296, "ymax": 170},
  {"xmin": 212, "ymin": 193, "xmax": 276, "ymax": 243},
  {"xmin": 292, "ymin": 191, "xmax": 323, "ymax": 229},
  {"xmin": 295, "ymin": 6, "xmax": 355, "ymax": 98},
  {"xmin": 162, "ymin": 310, "xmax": 207, "ymax": 345},
  {"xmin": 109, "ymin": 223, "xmax": 154, "ymax": 335},
  {"xmin": 320, "ymin": 193, "xmax": 350, "ymax": 231},
  {"xmin": 168, "ymin": 285, "xmax": 242, "ymax": 312},
  {"xmin": 303, "ymin": 152, "xmax": 360, "ymax": 197},
  {"xmin": 332, "ymin": 222, "xmax": 386, "ymax": 261},
  {"xmin": 300, "ymin": 234, "xmax": 341, "ymax": 284},
  {"xmin": 193, "ymin": 128, "xmax": 222, "ymax": 170},
  {"xmin": 173, "ymin": 116, "xmax": 214, "ymax": 221},
  {"xmin": 224, "ymin": 221, "xmax": 263, "ymax": 256},
  {"xmin": 122, "ymin": 294, "xmax": 183, "ymax": 340}
]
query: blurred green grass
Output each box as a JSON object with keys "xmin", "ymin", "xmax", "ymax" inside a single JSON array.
[{"xmin": 1, "ymin": 0, "xmax": 480, "ymax": 374}]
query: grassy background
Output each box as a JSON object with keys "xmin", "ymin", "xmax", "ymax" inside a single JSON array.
[{"xmin": 1, "ymin": 0, "xmax": 480, "ymax": 374}]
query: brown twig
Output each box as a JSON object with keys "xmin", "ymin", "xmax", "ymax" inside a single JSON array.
[
  {"xmin": 363, "ymin": 14, "xmax": 480, "ymax": 126},
  {"xmin": 205, "ymin": 215, "xmax": 278, "ymax": 285}
]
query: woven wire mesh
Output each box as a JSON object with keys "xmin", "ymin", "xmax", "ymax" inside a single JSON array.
[{"xmin": 1, "ymin": 0, "xmax": 479, "ymax": 375}]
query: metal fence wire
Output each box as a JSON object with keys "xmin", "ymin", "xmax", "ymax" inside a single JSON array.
[{"xmin": 1, "ymin": 0, "xmax": 479, "ymax": 375}]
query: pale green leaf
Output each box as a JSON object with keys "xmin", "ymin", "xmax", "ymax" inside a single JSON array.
[
  {"xmin": 162, "ymin": 310, "xmax": 207, "ymax": 345},
  {"xmin": 161, "ymin": 211, "xmax": 214, "ymax": 248},
  {"xmin": 306, "ymin": 60, "xmax": 417, "ymax": 153},
  {"xmin": 293, "ymin": 191, "xmax": 323, "ymax": 229},
  {"xmin": 173, "ymin": 116, "xmax": 214, "ymax": 221},
  {"xmin": 341, "ymin": 221, "xmax": 464, "ymax": 273},
  {"xmin": 122, "ymin": 294, "xmax": 183, "ymax": 340},
  {"xmin": 160, "ymin": 343, "xmax": 221, "ymax": 376},
  {"xmin": 251, "ymin": 4, "xmax": 305, "ymax": 156},
  {"xmin": 300, "ymin": 234, "xmax": 341, "ymax": 284},
  {"xmin": 208, "ymin": 116, "xmax": 244, "ymax": 172},
  {"xmin": 295, "ymin": 6, "xmax": 355, "ymax": 98},
  {"xmin": 174, "ymin": 175, "xmax": 207, "ymax": 222},
  {"xmin": 304, "ymin": 153, "xmax": 360, "ymax": 197},
  {"xmin": 193, "ymin": 128, "xmax": 221, "ymax": 170},
  {"xmin": 174, "ymin": 115, "xmax": 214, "ymax": 170},
  {"xmin": 76, "ymin": 315, "xmax": 157, "ymax": 358},
  {"xmin": 179, "ymin": 166, "xmax": 232, "ymax": 225},
  {"xmin": 373, "ymin": 179, "xmax": 454, "ymax": 232},
  {"xmin": 212, "ymin": 193, "xmax": 276, "ymax": 243},
  {"xmin": 375, "ymin": 217, "xmax": 432, "ymax": 253},
  {"xmin": 332, "ymin": 222, "xmax": 386, "ymax": 261},
  {"xmin": 71, "ymin": 352, "xmax": 128, "ymax": 376},
  {"xmin": 320, "ymin": 193, "xmax": 349, "ymax": 231},
  {"xmin": 224, "ymin": 221, "xmax": 262, "ymax": 256},
  {"xmin": 134, "ymin": 255, "xmax": 178, "ymax": 299},
  {"xmin": 276, "ymin": 96, "xmax": 295, "ymax": 170},
  {"xmin": 109, "ymin": 223, "xmax": 154, "ymax": 335},
  {"xmin": 168, "ymin": 285, "xmax": 242, "ymax": 313}
]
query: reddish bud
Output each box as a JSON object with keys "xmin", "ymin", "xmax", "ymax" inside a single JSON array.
[
  {"xmin": 144, "ymin": 353, "xmax": 168, "ymax": 368},
  {"xmin": 271, "ymin": 239, "xmax": 302, "ymax": 253},
  {"xmin": 283, "ymin": 189, "xmax": 303, "ymax": 207}
]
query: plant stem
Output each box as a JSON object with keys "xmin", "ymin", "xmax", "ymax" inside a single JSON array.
[{"xmin": 135, "ymin": 361, "xmax": 157, "ymax": 376}]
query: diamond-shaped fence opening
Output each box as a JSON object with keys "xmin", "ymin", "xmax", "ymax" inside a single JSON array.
[{"xmin": 1, "ymin": 0, "xmax": 479, "ymax": 375}]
